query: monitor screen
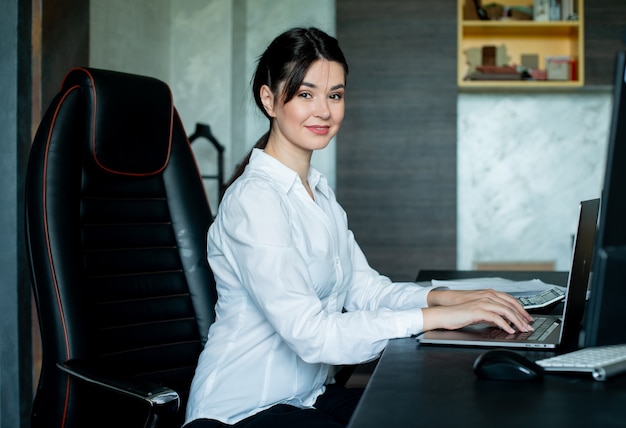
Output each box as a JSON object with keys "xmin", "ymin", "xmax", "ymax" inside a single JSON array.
[
  {"xmin": 582, "ymin": 51, "xmax": 626, "ymax": 347},
  {"xmin": 596, "ymin": 51, "xmax": 626, "ymax": 249}
]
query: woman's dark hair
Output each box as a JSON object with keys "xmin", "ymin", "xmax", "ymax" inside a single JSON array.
[{"xmin": 227, "ymin": 27, "xmax": 349, "ymax": 187}]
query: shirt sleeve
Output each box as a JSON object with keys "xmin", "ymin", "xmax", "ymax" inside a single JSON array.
[
  {"xmin": 211, "ymin": 179, "xmax": 425, "ymax": 366},
  {"xmin": 343, "ymin": 231, "xmax": 438, "ymax": 312}
]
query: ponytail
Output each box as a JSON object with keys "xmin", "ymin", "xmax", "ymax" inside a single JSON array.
[{"xmin": 225, "ymin": 131, "xmax": 270, "ymax": 188}]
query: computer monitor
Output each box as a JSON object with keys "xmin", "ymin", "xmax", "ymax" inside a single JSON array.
[{"xmin": 582, "ymin": 51, "xmax": 626, "ymax": 347}]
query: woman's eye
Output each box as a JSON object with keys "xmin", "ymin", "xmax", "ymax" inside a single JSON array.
[
  {"xmin": 299, "ymin": 92, "xmax": 312, "ymax": 99},
  {"xmin": 329, "ymin": 93, "xmax": 343, "ymax": 101}
]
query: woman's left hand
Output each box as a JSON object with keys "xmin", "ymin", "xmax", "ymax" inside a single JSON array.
[{"xmin": 427, "ymin": 288, "xmax": 534, "ymax": 322}]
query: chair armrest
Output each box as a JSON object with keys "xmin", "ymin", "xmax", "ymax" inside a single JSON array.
[{"xmin": 58, "ymin": 359, "xmax": 180, "ymax": 426}]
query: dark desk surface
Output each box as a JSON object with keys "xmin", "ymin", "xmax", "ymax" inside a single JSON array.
[
  {"xmin": 348, "ymin": 270, "xmax": 626, "ymax": 428},
  {"xmin": 348, "ymin": 339, "xmax": 626, "ymax": 428}
]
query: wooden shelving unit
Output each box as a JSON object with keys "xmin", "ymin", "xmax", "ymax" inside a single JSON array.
[{"xmin": 458, "ymin": 0, "xmax": 584, "ymax": 88}]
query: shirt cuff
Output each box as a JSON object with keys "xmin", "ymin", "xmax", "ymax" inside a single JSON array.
[{"xmin": 394, "ymin": 308, "xmax": 425, "ymax": 336}]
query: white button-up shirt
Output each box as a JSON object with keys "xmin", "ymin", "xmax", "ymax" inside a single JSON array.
[{"xmin": 185, "ymin": 149, "xmax": 436, "ymax": 425}]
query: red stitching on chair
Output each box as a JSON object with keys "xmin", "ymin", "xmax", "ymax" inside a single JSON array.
[
  {"xmin": 75, "ymin": 67, "xmax": 176, "ymax": 177},
  {"xmin": 61, "ymin": 375, "xmax": 71, "ymax": 427},
  {"xmin": 42, "ymin": 84, "xmax": 81, "ymax": 427}
]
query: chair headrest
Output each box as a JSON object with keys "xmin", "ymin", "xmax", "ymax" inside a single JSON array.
[{"xmin": 62, "ymin": 67, "xmax": 174, "ymax": 176}]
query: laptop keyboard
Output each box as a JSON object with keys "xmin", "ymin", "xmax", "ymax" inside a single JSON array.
[
  {"xmin": 485, "ymin": 317, "xmax": 558, "ymax": 341},
  {"xmin": 536, "ymin": 344, "xmax": 626, "ymax": 381}
]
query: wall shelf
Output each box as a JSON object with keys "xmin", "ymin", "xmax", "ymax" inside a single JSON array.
[{"xmin": 458, "ymin": 0, "xmax": 584, "ymax": 88}]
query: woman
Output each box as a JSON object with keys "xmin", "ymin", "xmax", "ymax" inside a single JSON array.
[{"xmin": 185, "ymin": 27, "xmax": 533, "ymax": 428}]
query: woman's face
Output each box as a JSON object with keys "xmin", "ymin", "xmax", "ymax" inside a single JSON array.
[{"xmin": 262, "ymin": 59, "xmax": 346, "ymax": 154}]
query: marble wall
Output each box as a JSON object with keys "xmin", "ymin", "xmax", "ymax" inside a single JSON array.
[
  {"xmin": 457, "ymin": 89, "xmax": 612, "ymax": 271},
  {"xmin": 170, "ymin": 0, "xmax": 234, "ymax": 210},
  {"xmin": 90, "ymin": 0, "xmax": 170, "ymax": 81}
]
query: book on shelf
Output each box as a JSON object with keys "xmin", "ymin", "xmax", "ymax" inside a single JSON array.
[
  {"xmin": 535, "ymin": 0, "xmax": 575, "ymax": 21},
  {"xmin": 561, "ymin": 0, "xmax": 575, "ymax": 21},
  {"xmin": 549, "ymin": 0, "xmax": 561, "ymax": 20},
  {"xmin": 534, "ymin": 0, "xmax": 550, "ymax": 21}
]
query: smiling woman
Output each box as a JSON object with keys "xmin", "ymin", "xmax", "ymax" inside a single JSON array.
[
  {"xmin": 226, "ymin": 27, "xmax": 349, "ymax": 189},
  {"xmin": 260, "ymin": 58, "xmax": 346, "ymax": 198},
  {"xmin": 183, "ymin": 26, "xmax": 533, "ymax": 428}
]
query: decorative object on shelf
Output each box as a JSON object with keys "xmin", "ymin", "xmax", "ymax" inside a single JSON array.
[
  {"xmin": 482, "ymin": 45, "xmax": 497, "ymax": 66},
  {"xmin": 470, "ymin": 1, "xmax": 534, "ymax": 21},
  {"xmin": 463, "ymin": 45, "xmax": 511, "ymax": 78},
  {"xmin": 464, "ymin": 46, "xmax": 527, "ymax": 81},
  {"xmin": 521, "ymin": 54, "xmax": 539, "ymax": 70},
  {"xmin": 471, "ymin": 0, "xmax": 489, "ymax": 20},
  {"xmin": 484, "ymin": 3, "xmax": 533, "ymax": 20},
  {"xmin": 546, "ymin": 56, "xmax": 577, "ymax": 81},
  {"xmin": 469, "ymin": 65, "xmax": 523, "ymax": 81}
]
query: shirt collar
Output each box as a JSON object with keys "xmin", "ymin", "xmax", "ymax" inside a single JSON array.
[{"xmin": 248, "ymin": 148, "xmax": 330, "ymax": 199}]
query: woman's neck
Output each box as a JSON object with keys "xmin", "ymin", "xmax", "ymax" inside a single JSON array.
[{"xmin": 264, "ymin": 140, "xmax": 312, "ymax": 183}]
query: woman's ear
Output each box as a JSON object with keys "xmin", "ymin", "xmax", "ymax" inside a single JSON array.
[{"xmin": 260, "ymin": 85, "xmax": 276, "ymax": 118}]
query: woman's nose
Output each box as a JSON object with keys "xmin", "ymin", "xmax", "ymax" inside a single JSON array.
[{"xmin": 314, "ymin": 99, "xmax": 331, "ymax": 119}]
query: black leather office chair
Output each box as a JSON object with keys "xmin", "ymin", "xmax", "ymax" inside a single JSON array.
[{"xmin": 25, "ymin": 68, "xmax": 217, "ymax": 428}]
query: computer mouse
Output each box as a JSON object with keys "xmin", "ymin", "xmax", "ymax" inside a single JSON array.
[{"xmin": 473, "ymin": 349, "xmax": 544, "ymax": 381}]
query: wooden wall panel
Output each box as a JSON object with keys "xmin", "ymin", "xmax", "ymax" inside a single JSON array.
[
  {"xmin": 41, "ymin": 0, "xmax": 89, "ymax": 111},
  {"xmin": 336, "ymin": 0, "xmax": 457, "ymax": 280},
  {"xmin": 585, "ymin": 0, "xmax": 626, "ymax": 86}
]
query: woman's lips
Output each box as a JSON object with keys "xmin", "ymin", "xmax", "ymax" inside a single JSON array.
[{"xmin": 306, "ymin": 125, "xmax": 330, "ymax": 135}]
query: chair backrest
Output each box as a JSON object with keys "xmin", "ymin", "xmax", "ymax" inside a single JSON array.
[{"xmin": 25, "ymin": 67, "xmax": 216, "ymax": 427}]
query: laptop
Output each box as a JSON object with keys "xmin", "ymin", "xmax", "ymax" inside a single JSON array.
[{"xmin": 418, "ymin": 198, "xmax": 600, "ymax": 350}]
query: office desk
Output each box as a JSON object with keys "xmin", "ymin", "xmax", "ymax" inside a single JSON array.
[
  {"xmin": 348, "ymin": 339, "xmax": 626, "ymax": 428},
  {"xmin": 348, "ymin": 271, "xmax": 626, "ymax": 428}
]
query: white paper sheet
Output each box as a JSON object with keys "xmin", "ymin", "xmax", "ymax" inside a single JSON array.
[{"xmin": 431, "ymin": 277, "xmax": 564, "ymax": 297}]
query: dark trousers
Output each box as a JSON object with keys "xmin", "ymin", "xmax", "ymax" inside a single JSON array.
[{"xmin": 185, "ymin": 385, "xmax": 364, "ymax": 428}]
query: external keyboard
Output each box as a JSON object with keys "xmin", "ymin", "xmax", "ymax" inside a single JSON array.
[
  {"xmin": 517, "ymin": 286, "xmax": 566, "ymax": 309},
  {"xmin": 536, "ymin": 343, "xmax": 626, "ymax": 381}
]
